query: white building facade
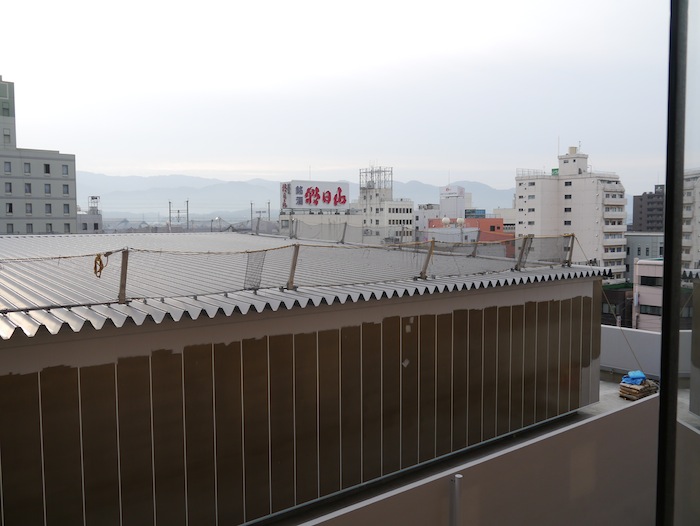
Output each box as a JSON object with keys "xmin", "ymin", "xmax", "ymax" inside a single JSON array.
[
  {"xmin": 515, "ymin": 147, "xmax": 626, "ymax": 280},
  {"xmin": 682, "ymin": 169, "xmax": 700, "ymax": 269},
  {"xmin": 1, "ymin": 76, "xmax": 77, "ymax": 235},
  {"xmin": 439, "ymin": 185, "xmax": 472, "ymax": 218}
]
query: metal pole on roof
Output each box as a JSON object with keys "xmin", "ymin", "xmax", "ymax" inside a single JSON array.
[
  {"xmin": 286, "ymin": 244, "xmax": 300, "ymax": 290},
  {"xmin": 565, "ymin": 234, "xmax": 575, "ymax": 267},
  {"xmin": 515, "ymin": 234, "xmax": 533, "ymax": 271},
  {"xmin": 118, "ymin": 249, "xmax": 129, "ymax": 304},
  {"xmin": 419, "ymin": 239, "xmax": 434, "ymax": 280},
  {"xmin": 656, "ymin": 0, "xmax": 688, "ymax": 523}
]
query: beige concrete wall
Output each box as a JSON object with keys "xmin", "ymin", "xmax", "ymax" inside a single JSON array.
[
  {"xmin": 676, "ymin": 421, "xmax": 700, "ymax": 524},
  {"xmin": 306, "ymin": 396, "xmax": 660, "ymax": 526}
]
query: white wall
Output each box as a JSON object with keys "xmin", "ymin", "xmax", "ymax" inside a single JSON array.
[{"xmin": 600, "ymin": 325, "xmax": 692, "ymax": 378}]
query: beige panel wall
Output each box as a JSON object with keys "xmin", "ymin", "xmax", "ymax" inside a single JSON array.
[{"xmin": 0, "ymin": 279, "xmax": 601, "ymax": 524}]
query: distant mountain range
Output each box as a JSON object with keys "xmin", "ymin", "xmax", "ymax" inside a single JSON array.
[{"xmin": 76, "ymin": 172, "xmax": 515, "ymax": 221}]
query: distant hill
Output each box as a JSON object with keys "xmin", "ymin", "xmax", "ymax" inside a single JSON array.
[{"xmin": 77, "ymin": 172, "xmax": 515, "ymax": 221}]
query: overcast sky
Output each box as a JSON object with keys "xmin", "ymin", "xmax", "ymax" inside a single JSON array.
[{"xmin": 2, "ymin": 0, "xmax": 680, "ymax": 197}]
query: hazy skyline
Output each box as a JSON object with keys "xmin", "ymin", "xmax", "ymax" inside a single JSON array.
[{"xmin": 4, "ymin": 0, "xmax": 672, "ymax": 197}]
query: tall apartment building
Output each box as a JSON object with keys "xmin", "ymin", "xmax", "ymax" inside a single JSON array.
[
  {"xmin": 632, "ymin": 184, "xmax": 665, "ymax": 231},
  {"xmin": 515, "ymin": 147, "xmax": 627, "ymax": 280},
  {"xmin": 1, "ymin": 76, "xmax": 77, "ymax": 235},
  {"xmin": 681, "ymin": 169, "xmax": 700, "ymax": 269}
]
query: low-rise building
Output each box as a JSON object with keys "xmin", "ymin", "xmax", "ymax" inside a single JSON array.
[{"xmin": 77, "ymin": 196, "xmax": 103, "ymax": 233}]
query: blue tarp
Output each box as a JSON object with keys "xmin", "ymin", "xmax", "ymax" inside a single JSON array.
[{"xmin": 621, "ymin": 370, "xmax": 647, "ymax": 386}]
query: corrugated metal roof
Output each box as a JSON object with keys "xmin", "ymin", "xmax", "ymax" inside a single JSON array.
[{"xmin": 0, "ymin": 232, "xmax": 606, "ymax": 340}]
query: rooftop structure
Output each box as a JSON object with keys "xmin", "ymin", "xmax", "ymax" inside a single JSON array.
[{"xmin": 0, "ymin": 232, "xmax": 605, "ymax": 524}]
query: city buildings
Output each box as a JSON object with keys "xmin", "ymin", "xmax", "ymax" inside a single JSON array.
[
  {"xmin": 0, "ymin": 76, "xmax": 77, "ymax": 235},
  {"xmin": 632, "ymin": 184, "xmax": 665, "ymax": 231},
  {"xmin": 515, "ymin": 146, "xmax": 627, "ymax": 280},
  {"xmin": 278, "ymin": 167, "xmax": 415, "ymax": 244}
]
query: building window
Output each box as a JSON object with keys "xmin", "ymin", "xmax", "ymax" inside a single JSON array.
[
  {"xmin": 24, "ymin": 183, "xmax": 31, "ymax": 194},
  {"xmin": 26, "ymin": 203, "xmax": 32, "ymax": 214},
  {"xmin": 44, "ymin": 183, "xmax": 51, "ymax": 194},
  {"xmin": 93, "ymin": 222, "xmax": 99, "ymax": 230},
  {"xmin": 82, "ymin": 223, "xmax": 88, "ymax": 231},
  {"xmin": 564, "ymin": 207, "xmax": 571, "ymax": 212},
  {"xmin": 44, "ymin": 164, "xmax": 50, "ymax": 174},
  {"xmin": 646, "ymin": 247, "xmax": 650, "ymax": 256},
  {"xmin": 640, "ymin": 305, "xmax": 662, "ymax": 316},
  {"xmin": 528, "ymin": 208, "xmax": 535, "ymax": 212},
  {"xmin": 63, "ymin": 204, "xmax": 70, "ymax": 214},
  {"xmin": 45, "ymin": 204, "xmax": 52, "ymax": 215},
  {"xmin": 637, "ymin": 247, "xmax": 641, "ymax": 256},
  {"xmin": 527, "ymin": 195, "xmax": 535, "ymax": 199},
  {"xmin": 23, "ymin": 162, "xmax": 30, "ymax": 174},
  {"xmin": 640, "ymin": 276, "xmax": 663, "ymax": 287},
  {"xmin": 4, "ymin": 182, "xmax": 11, "ymax": 193},
  {"xmin": 26, "ymin": 223, "xmax": 33, "ymax": 234},
  {"xmin": 6, "ymin": 223, "xmax": 12, "ymax": 234},
  {"xmin": 5, "ymin": 203, "xmax": 12, "ymax": 214},
  {"xmin": 564, "ymin": 220, "xmax": 571, "ymax": 225},
  {"xmin": 564, "ymin": 194, "xmax": 572, "ymax": 199},
  {"xmin": 46, "ymin": 223, "xmax": 52, "ymax": 233},
  {"xmin": 62, "ymin": 184, "xmax": 69, "ymax": 195},
  {"xmin": 527, "ymin": 221, "xmax": 535, "ymax": 225},
  {"xmin": 62, "ymin": 165, "xmax": 69, "ymax": 176},
  {"xmin": 1, "ymin": 102, "xmax": 8, "ymax": 117},
  {"xmin": 3, "ymin": 129, "xmax": 10, "ymax": 144},
  {"xmin": 3, "ymin": 161, "xmax": 10, "ymax": 173},
  {"xmin": 64, "ymin": 223, "xmax": 71, "ymax": 233},
  {"xmin": 528, "ymin": 182, "xmax": 535, "ymax": 186},
  {"xmin": 564, "ymin": 181, "xmax": 572, "ymax": 186}
]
